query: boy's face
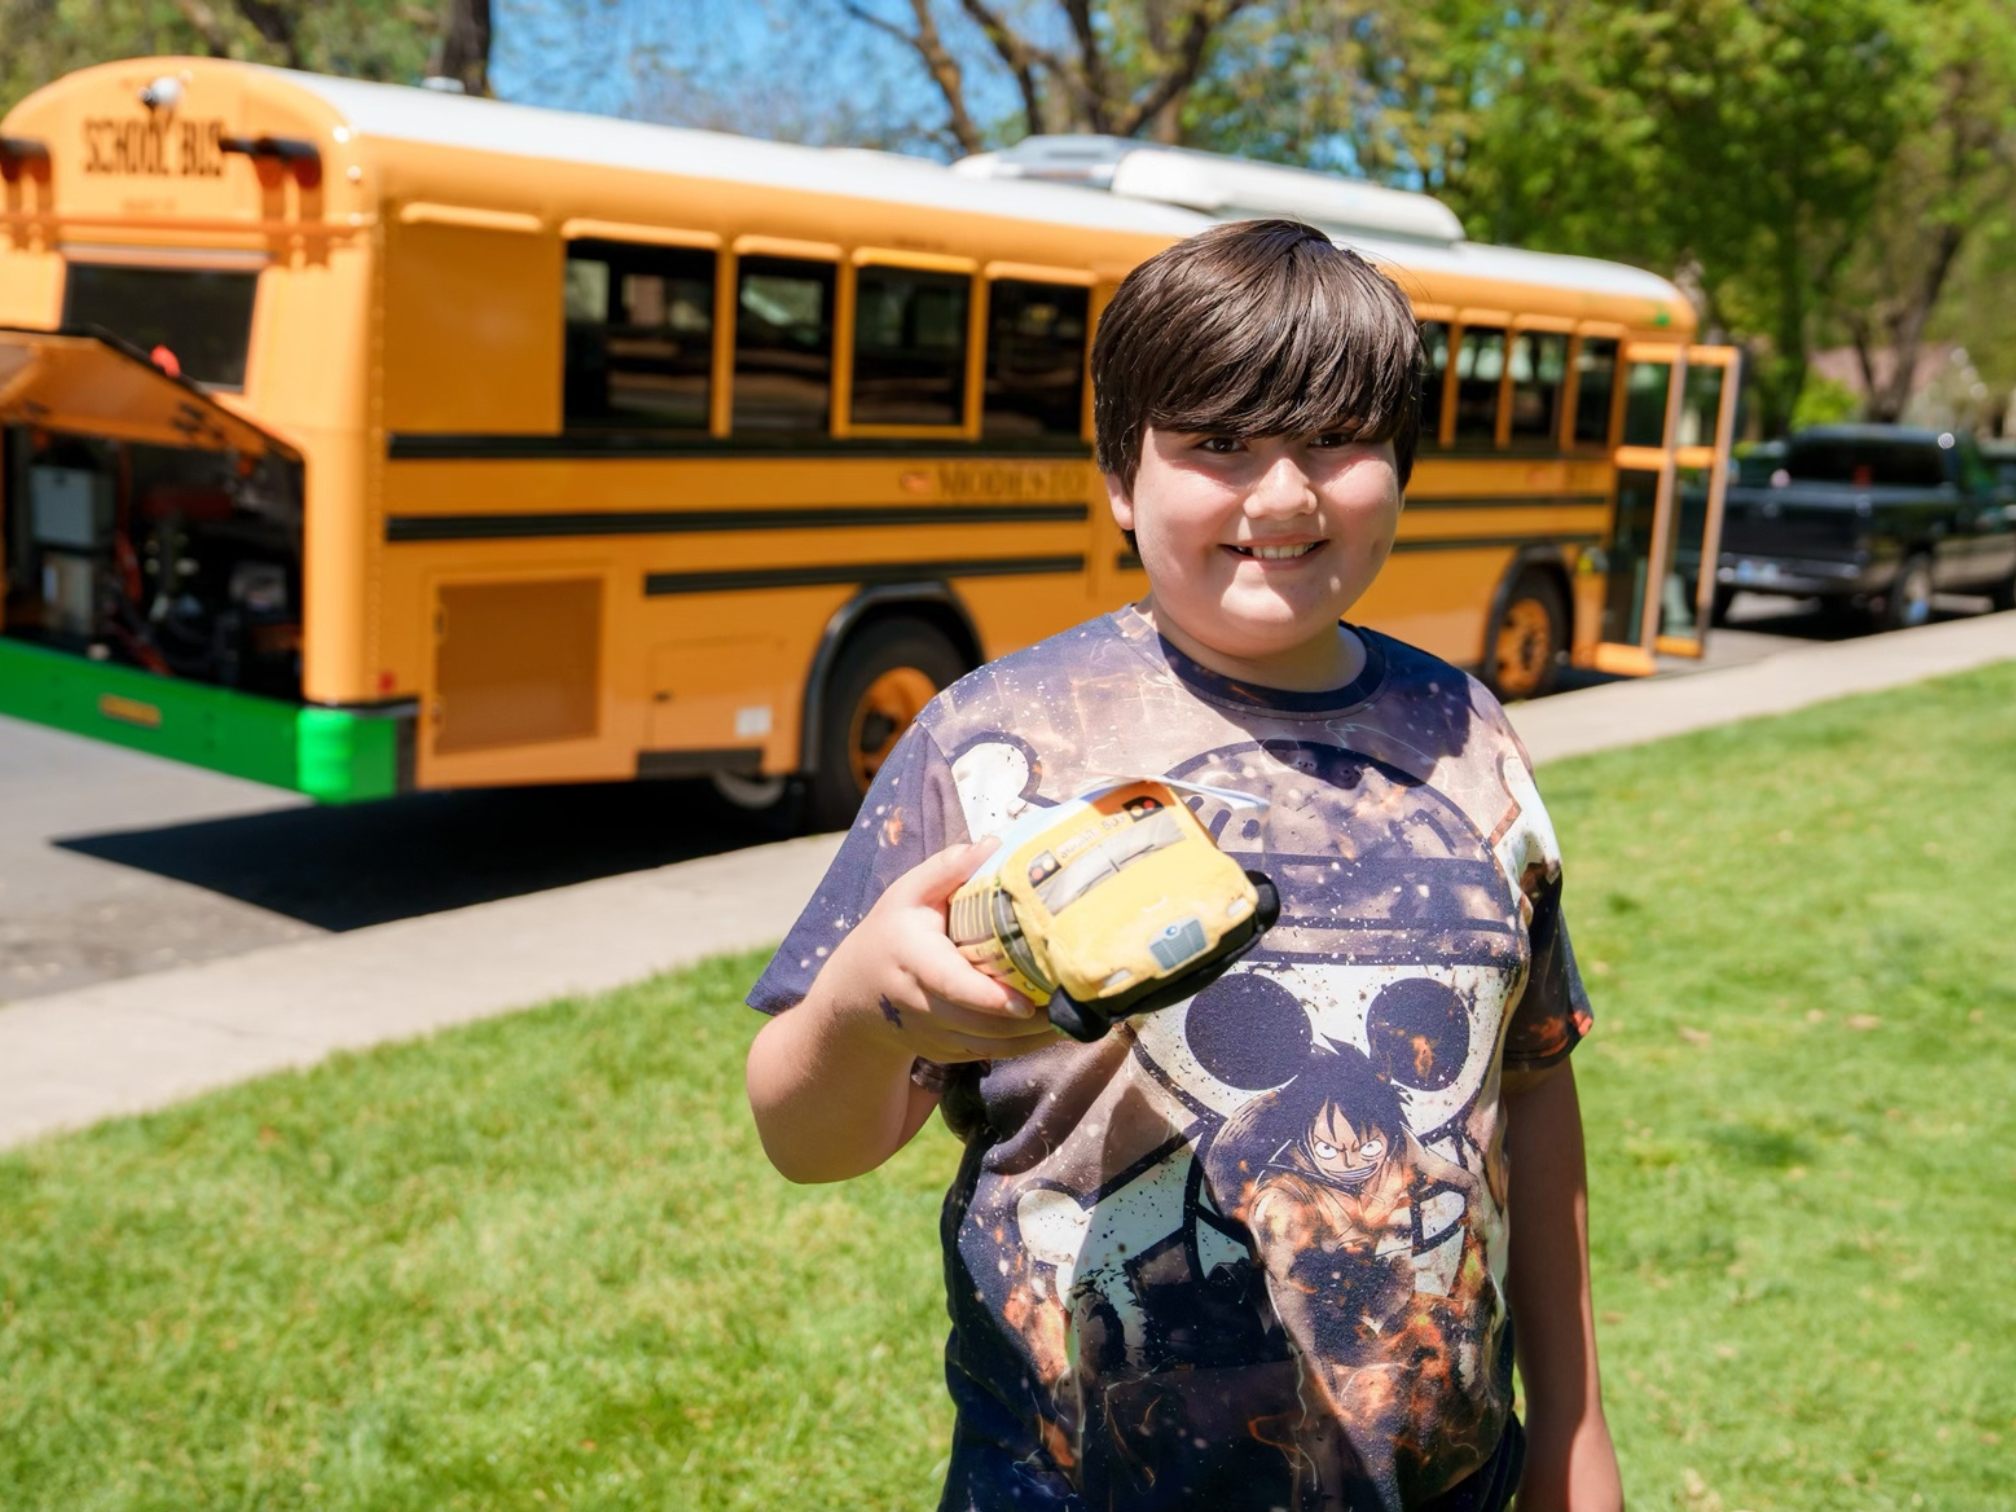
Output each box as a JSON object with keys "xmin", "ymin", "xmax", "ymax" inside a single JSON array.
[{"xmin": 1108, "ymin": 427, "xmax": 1401, "ymax": 671}]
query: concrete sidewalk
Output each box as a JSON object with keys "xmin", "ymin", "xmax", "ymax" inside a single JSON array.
[{"xmin": 2, "ymin": 611, "xmax": 2010, "ymax": 1150}]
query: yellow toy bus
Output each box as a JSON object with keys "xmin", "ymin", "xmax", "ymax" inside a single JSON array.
[
  {"xmin": 0, "ymin": 59, "xmax": 1737, "ymax": 826},
  {"xmin": 949, "ymin": 778, "xmax": 1278, "ymax": 1041}
]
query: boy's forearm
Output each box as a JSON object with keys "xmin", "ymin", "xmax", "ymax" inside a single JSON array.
[
  {"xmin": 746, "ymin": 977, "xmax": 928, "ymax": 1184},
  {"xmin": 1502, "ymin": 1060, "xmax": 1623, "ymax": 1512}
]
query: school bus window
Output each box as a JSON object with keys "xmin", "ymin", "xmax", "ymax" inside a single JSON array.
[
  {"xmin": 1508, "ymin": 331, "xmax": 1568, "ymax": 446},
  {"xmin": 982, "ymin": 279, "xmax": 1089, "ymax": 437},
  {"xmin": 851, "ymin": 266, "xmax": 970, "ymax": 427},
  {"xmin": 1453, "ymin": 325, "xmax": 1505, "ymax": 444},
  {"xmin": 65, "ymin": 264, "xmax": 258, "ymax": 389},
  {"xmin": 1679, "ymin": 361, "xmax": 1725, "ymax": 447},
  {"xmin": 1418, "ymin": 320, "xmax": 1449, "ymax": 449},
  {"xmin": 562, "ymin": 239, "xmax": 714, "ymax": 431},
  {"xmin": 1623, "ymin": 360, "xmax": 1672, "ymax": 447},
  {"xmin": 734, "ymin": 256, "xmax": 835, "ymax": 432},
  {"xmin": 1572, "ymin": 337, "xmax": 1619, "ymax": 446}
]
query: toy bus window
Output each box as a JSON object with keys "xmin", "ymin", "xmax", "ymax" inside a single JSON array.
[
  {"xmin": 563, "ymin": 239, "xmax": 714, "ymax": 431},
  {"xmin": 851, "ymin": 266, "xmax": 970, "ymax": 427},
  {"xmin": 64, "ymin": 264, "xmax": 258, "ymax": 390},
  {"xmin": 734, "ymin": 257, "xmax": 836, "ymax": 432},
  {"xmin": 1418, "ymin": 321, "xmax": 1449, "ymax": 449},
  {"xmin": 1622, "ymin": 361, "xmax": 1671, "ymax": 447},
  {"xmin": 1035, "ymin": 809, "xmax": 1184, "ymax": 915},
  {"xmin": 1453, "ymin": 326, "xmax": 1505, "ymax": 445},
  {"xmin": 1572, "ymin": 337, "xmax": 1619, "ymax": 446},
  {"xmin": 1508, "ymin": 331, "xmax": 1569, "ymax": 446},
  {"xmin": 982, "ymin": 280, "xmax": 1089, "ymax": 437}
]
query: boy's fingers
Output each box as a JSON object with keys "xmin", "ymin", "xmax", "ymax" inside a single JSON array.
[
  {"xmin": 911, "ymin": 941, "xmax": 1033, "ymax": 1019},
  {"xmin": 901, "ymin": 837, "xmax": 999, "ymax": 908}
]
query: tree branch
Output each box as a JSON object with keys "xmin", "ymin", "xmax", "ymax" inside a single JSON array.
[
  {"xmin": 958, "ymin": 0, "xmax": 1058, "ymax": 137},
  {"xmin": 231, "ymin": 0, "xmax": 302, "ymax": 67},
  {"xmin": 843, "ymin": 1, "xmax": 986, "ymax": 153},
  {"xmin": 173, "ymin": 0, "xmax": 235, "ymax": 56},
  {"xmin": 1110, "ymin": 0, "xmax": 1255, "ymax": 139}
]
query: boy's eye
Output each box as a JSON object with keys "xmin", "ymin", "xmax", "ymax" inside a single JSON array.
[
  {"xmin": 1359, "ymin": 1139, "xmax": 1385, "ymax": 1161},
  {"xmin": 1197, "ymin": 436, "xmax": 1246, "ymax": 454},
  {"xmin": 1310, "ymin": 431, "xmax": 1356, "ymax": 449},
  {"xmin": 1312, "ymin": 1139, "xmax": 1338, "ymax": 1160}
]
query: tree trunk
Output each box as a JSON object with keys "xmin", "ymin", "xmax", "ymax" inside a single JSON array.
[{"xmin": 439, "ymin": 0, "xmax": 491, "ymax": 97}]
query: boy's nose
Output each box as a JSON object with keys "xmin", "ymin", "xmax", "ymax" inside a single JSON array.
[{"xmin": 1247, "ymin": 454, "xmax": 1318, "ymax": 518}]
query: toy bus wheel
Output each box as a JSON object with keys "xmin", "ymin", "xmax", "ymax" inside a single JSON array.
[
  {"xmin": 809, "ymin": 618, "xmax": 966, "ymax": 831},
  {"xmin": 1485, "ymin": 571, "xmax": 1566, "ymax": 701},
  {"xmin": 1247, "ymin": 871, "xmax": 1281, "ymax": 931},
  {"xmin": 1048, "ymin": 991, "xmax": 1112, "ymax": 1043}
]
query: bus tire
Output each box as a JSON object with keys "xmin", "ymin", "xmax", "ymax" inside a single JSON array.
[
  {"xmin": 808, "ymin": 618, "xmax": 966, "ymax": 833},
  {"xmin": 1484, "ymin": 570, "xmax": 1566, "ymax": 702}
]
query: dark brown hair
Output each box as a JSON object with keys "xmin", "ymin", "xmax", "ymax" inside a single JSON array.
[{"xmin": 1092, "ymin": 219, "xmax": 1423, "ymax": 494}]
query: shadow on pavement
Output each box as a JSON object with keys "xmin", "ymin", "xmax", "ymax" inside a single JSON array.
[{"xmin": 55, "ymin": 778, "xmax": 782, "ymax": 931}]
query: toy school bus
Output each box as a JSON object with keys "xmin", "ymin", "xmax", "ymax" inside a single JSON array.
[{"xmin": 950, "ymin": 779, "xmax": 1278, "ymax": 1040}]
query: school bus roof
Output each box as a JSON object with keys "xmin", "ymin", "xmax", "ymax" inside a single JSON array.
[{"xmin": 2, "ymin": 57, "xmax": 1692, "ymax": 328}]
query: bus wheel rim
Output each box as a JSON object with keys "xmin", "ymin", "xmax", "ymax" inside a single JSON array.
[
  {"xmin": 1495, "ymin": 598, "xmax": 1553, "ymax": 698},
  {"xmin": 849, "ymin": 666, "xmax": 937, "ymax": 792}
]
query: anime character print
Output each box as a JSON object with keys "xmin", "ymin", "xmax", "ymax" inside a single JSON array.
[{"xmin": 751, "ymin": 608, "xmax": 1588, "ymax": 1512}]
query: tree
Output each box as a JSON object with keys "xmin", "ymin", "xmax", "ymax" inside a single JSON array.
[
  {"xmin": 836, "ymin": 0, "xmax": 1259, "ymax": 154},
  {"xmin": 1454, "ymin": 0, "xmax": 1915, "ymax": 436},
  {"xmin": 0, "ymin": 0, "xmax": 492, "ymax": 117},
  {"xmin": 1827, "ymin": 0, "xmax": 2016, "ymax": 423}
]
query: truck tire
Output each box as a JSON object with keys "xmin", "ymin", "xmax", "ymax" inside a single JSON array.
[
  {"xmin": 1484, "ymin": 571, "xmax": 1567, "ymax": 701},
  {"xmin": 1876, "ymin": 552, "xmax": 1935, "ymax": 631},
  {"xmin": 807, "ymin": 618, "xmax": 966, "ymax": 832}
]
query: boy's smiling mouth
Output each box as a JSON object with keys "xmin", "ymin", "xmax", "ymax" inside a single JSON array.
[{"xmin": 1225, "ymin": 541, "xmax": 1325, "ymax": 562}]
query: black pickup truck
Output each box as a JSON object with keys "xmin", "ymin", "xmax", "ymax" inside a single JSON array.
[{"xmin": 1716, "ymin": 426, "xmax": 2016, "ymax": 628}]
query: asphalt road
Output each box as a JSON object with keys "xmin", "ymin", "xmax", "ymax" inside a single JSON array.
[{"xmin": 0, "ymin": 590, "xmax": 1995, "ymax": 1005}]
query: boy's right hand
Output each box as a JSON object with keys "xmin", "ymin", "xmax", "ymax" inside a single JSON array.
[{"xmin": 821, "ymin": 838, "xmax": 1058, "ymax": 1064}]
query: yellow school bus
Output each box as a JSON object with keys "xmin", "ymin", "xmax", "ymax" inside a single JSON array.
[{"xmin": 0, "ymin": 59, "xmax": 1736, "ymax": 827}]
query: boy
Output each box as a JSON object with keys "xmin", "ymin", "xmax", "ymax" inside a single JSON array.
[{"xmin": 746, "ymin": 220, "xmax": 1622, "ymax": 1512}]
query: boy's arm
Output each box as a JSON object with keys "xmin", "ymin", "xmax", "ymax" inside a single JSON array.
[
  {"xmin": 746, "ymin": 839, "xmax": 1056, "ymax": 1184},
  {"xmin": 1502, "ymin": 1058, "xmax": 1623, "ymax": 1512}
]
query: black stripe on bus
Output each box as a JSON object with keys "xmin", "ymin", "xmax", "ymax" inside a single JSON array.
[
  {"xmin": 1391, "ymin": 533, "xmax": 1603, "ymax": 553},
  {"xmin": 643, "ymin": 555, "xmax": 1085, "ymax": 596},
  {"xmin": 386, "ymin": 502, "xmax": 1089, "ymax": 543},
  {"xmin": 1113, "ymin": 532, "xmax": 1603, "ymax": 571},
  {"xmin": 388, "ymin": 432, "xmax": 1095, "ymax": 462},
  {"xmin": 1404, "ymin": 493, "xmax": 1608, "ymax": 511}
]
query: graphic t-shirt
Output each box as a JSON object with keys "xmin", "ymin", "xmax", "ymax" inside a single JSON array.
[{"xmin": 749, "ymin": 605, "xmax": 1592, "ymax": 1512}]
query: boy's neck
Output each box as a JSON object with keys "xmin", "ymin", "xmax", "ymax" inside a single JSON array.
[{"xmin": 1141, "ymin": 597, "xmax": 1368, "ymax": 694}]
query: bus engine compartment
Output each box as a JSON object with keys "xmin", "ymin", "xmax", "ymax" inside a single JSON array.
[{"xmin": 3, "ymin": 428, "xmax": 305, "ymax": 700}]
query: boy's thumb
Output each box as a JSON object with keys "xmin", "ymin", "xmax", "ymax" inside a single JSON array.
[{"xmin": 907, "ymin": 836, "xmax": 999, "ymax": 906}]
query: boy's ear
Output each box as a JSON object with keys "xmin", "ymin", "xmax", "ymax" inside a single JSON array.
[{"xmin": 1104, "ymin": 471, "xmax": 1136, "ymax": 531}]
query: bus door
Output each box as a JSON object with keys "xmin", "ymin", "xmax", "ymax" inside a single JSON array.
[{"xmin": 1597, "ymin": 343, "xmax": 1740, "ymax": 669}]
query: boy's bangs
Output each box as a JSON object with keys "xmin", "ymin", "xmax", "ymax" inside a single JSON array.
[{"xmin": 1142, "ymin": 252, "xmax": 1418, "ymax": 447}]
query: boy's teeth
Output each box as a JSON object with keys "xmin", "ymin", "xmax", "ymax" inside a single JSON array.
[{"xmin": 1236, "ymin": 543, "xmax": 1319, "ymax": 560}]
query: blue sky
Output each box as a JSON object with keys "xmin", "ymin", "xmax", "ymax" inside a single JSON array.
[{"xmin": 489, "ymin": 0, "xmax": 1018, "ymax": 156}]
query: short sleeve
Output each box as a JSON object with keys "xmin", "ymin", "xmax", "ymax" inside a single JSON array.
[
  {"xmin": 1500, "ymin": 865, "xmax": 1594, "ymax": 1071},
  {"xmin": 746, "ymin": 718, "xmax": 969, "ymax": 1016}
]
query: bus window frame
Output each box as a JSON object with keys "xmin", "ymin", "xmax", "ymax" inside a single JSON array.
[
  {"xmin": 844, "ymin": 247, "xmax": 979, "ymax": 439},
  {"xmin": 1562, "ymin": 324, "xmax": 1629, "ymax": 452},
  {"xmin": 1413, "ymin": 303, "xmax": 1455, "ymax": 452},
  {"xmin": 1503, "ymin": 315, "xmax": 1573, "ymax": 453},
  {"xmin": 728, "ymin": 234, "xmax": 842, "ymax": 438},
  {"xmin": 978, "ymin": 266, "xmax": 1098, "ymax": 446},
  {"xmin": 1453, "ymin": 309, "xmax": 1512, "ymax": 451},
  {"xmin": 559, "ymin": 230, "xmax": 722, "ymax": 438}
]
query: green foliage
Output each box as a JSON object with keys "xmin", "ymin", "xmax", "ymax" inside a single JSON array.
[
  {"xmin": 0, "ymin": 1, "xmax": 453, "ymax": 120},
  {"xmin": 1790, "ymin": 374, "xmax": 1863, "ymax": 429},
  {"xmin": 3, "ymin": 662, "xmax": 2016, "ymax": 1509}
]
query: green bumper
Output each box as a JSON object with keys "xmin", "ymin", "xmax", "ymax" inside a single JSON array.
[{"xmin": 0, "ymin": 638, "xmax": 406, "ymax": 804}]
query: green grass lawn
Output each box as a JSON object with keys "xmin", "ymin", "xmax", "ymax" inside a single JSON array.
[{"xmin": 3, "ymin": 663, "xmax": 2014, "ymax": 1512}]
